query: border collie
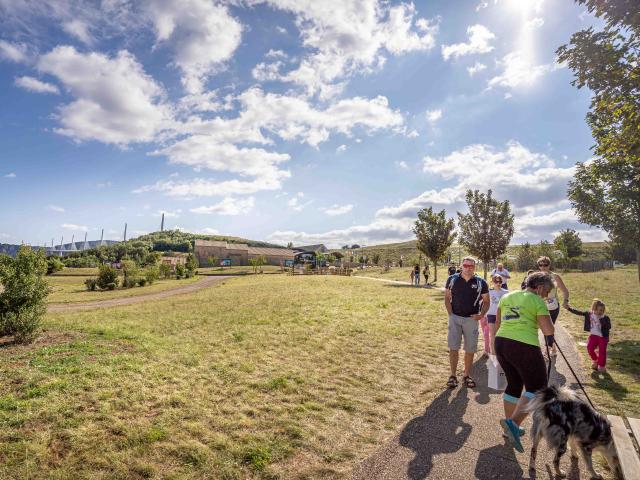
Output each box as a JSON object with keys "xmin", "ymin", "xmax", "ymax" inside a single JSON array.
[{"xmin": 527, "ymin": 386, "xmax": 619, "ymax": 479}]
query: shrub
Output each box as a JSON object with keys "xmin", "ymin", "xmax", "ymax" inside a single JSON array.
[
  {"xmin": 185, "ymin": 253, "xmax": 198, "ymax": 275},
  {"xmin": 84, "ymin": 278, "xmax": 98, "ymax": 291},
  {"xmin": 46, "ymin": 257, "xmax": 64, "ymax": 275},
  {"xmin": 121, "ymin": 259, "xmax": 140, "ymax": 289},
  {"xmin": 145, "ymin": 266, "xmax": 159, "ymax": 285},
  {"xmin": 137, "ymin": 278, "xmax": 147, "ymax": 287},
  {"xmin": 159, "ymin": 262, "xmax": 173, "ymax": 279},
  {"xmin": 97, "ymin": 264, "xmax": 119, "ymax": 290},
  {"xmin": 175, "ymin": 263, "xmax": 186, "ymax": 279},
  {"xmin": 0, "ymin": 247, "xmax": 50, "ymax": 343}
]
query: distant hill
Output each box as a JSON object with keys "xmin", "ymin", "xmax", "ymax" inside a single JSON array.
[{"xmin": 130, "ymin": 230, "xmax": 287, "ymax": 252}]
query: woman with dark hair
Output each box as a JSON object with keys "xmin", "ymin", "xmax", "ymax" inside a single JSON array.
[
  {"xmin": 536, "ymin": 256, "xmax": 570, "ymax": 355},
  {"xmin": 492, "ymin": 271, "xmax": 555, "ymax": 453}
]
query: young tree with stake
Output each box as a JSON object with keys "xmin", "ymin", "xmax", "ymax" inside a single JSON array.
[{"xmin": 413, "ymin": 207, "xmax": 457, "ymax": 282}]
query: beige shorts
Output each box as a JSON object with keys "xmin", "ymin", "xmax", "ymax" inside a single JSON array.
[{"xmin": 448, "ymin": 313, "xmax": 479, "ymax": 353}]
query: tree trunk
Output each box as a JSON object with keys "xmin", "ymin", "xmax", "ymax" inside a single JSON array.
[
  {"xmin": 483, "ymin": 259, "xmax": 488, "ymax": 280},
  {"xmin": 637, "ymin": 247, "xmax": 640, "ymax": 283},
  {"xmin": 434, "ymin": 261, "xmax": 438, "ymax": 282}
]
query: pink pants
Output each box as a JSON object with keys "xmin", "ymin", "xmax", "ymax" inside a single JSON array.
[
  {"xmin": 587, "ymin": 334, "xmax": 608, "ymax": 368},
  {"xmin": 480, "ymin": 316, "xmax": 491, "ymax": 354}
]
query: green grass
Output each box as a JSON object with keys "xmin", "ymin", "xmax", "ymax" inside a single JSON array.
[
  {"xmin": 46, "ymin": 274, "xmax": 202, "ymax": 304},
  {"xmin": 1, "ymin": 275, "xmax": 452, "ymax": 479},
  {"xmin": 197, "ymin": 265, "xmax": 284, "ymax": 275}
]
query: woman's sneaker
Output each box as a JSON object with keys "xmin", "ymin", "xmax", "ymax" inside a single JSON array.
[{"xmin": 500, "ymin": 419, "xmax": 524, "ymax": 453}]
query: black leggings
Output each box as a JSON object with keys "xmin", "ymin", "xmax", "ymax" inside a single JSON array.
[
  {"xmin": 494, "ymin": 337, "xmax": 547, "ymax": 399},
  {"xmin": 550, "ymin": 307, "xmax": 559, "ymax": 324}
]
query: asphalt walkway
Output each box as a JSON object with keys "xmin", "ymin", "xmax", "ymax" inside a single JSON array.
[{"xmin": 351, "ymin": 280, "xmax": 593, "ymax": 479}]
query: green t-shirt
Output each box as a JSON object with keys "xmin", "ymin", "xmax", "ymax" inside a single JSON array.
[{"xmin": 496, "ymin": 290, "xmax": 550, "ymax": 346}]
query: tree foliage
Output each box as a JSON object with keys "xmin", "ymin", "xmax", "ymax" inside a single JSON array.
[
  {"xmin": 413, "ymin": 207, "xmax": 456, "ymax": 282},
  {"xmin": 554, "ymin": 229, "xmax": 584, "ymax": 259},
  {"xmin": 457, "ymin": 189, "xmax": 515, "ymax": 279},
  {"xmin": 0, "ymin": 247, "xmax": 50, "ymax": 343},
  {"xmin": 558, "ymin": 0, "xmax": 640, "ymax": 280},
  {"xmin": 516, "ymin": 242, "xmax": 537, "ymax": 272}
]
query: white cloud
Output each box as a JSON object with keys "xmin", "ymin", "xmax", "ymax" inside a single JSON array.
[
  {"xmin": 0, "ymin": 233, "xmax": 11, "ymax": 240},
  {"xmin": 4, "ymin": 172, "xmax": 17, "ymax": 178},
  {"xmin": 197, "ymin": 227, "xmax": 220, "ymax": 235},
  {"xmin": 155, "ymin": 209, "xmax": 182, "ymax": 218},
  {"xmin": 0, "ymin": 40, "xmax": 28, "ymax": 63},
  {"xmin": 336, "ymin": 144, "xmax": 347, "ymax": 153},
  {"xmin": 62, "ymin": 223, "xmax": 88, "ymax": 231},
  {"xmin": 266, "ymin": 49, "xmax": 288, "ymax": 59},
  {"xmin": 407, "ymin": 129, "xmax": 419, "ymax": 138},
  {"xmin": 190, "ymin": 196, "xmax": 255, "ymax": 215},
  {"xmin": 467, "ymin": 62, "xmax": 486, "ymax": 77},
  {"xmin": 426, "ymin": 109, "xmax": 442, "ymax": 124},
  {"xmin": 252, "ymin": 60, "xmax": 285, "ymax": 81},
  {"xmin": 395, "ymin": 160, "xmax": 409, "ymax": 170},
  {"xmin": 524, "ymin": 17, "xmax": 544, "ymax": 30},
  {"xmin": 287, "ymin": 192, "xmax": 311, "ymax": 212},
  {"xmin": 251, "ymin": 1, "xmax": 438, "ymax": 97},
  {"xmin": 488, "ymin": 51, "xmax": 557, "ymax": 90},
  {"xmin": 322, "ymin": 204, "xmax": 353, "ymax": 216},
  {"xmin": 276, "ymin": 26, "xmax": 288, "ymax": 34},
  {"xmin": 47, "ymin": 205, "xmax": 65, "ymax": 212},
  {"xmin": 441, "ymin": 24, "xmax": 495, "ymax": 61},
  {"xmin": 14, "ymin": 76, "xmax": 59, "ymax": 94},
  {"xmin": 38, "ymin": 46, "xmax": 172, "ymax": 145},
  {"xmin": 62, "ymin": 19, "xmax": 93, "ymax": 43},
  {"xmin": 145, "ymin": 0, "xmax": 242, "ymax": 94},
  {"xmin": 134, "ymin": 176, "xmax": 286, "ymax": 197}
]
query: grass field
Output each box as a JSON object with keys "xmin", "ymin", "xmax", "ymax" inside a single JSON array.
[
  {"xmin": 46, "ymin": 274, "xmax": 202, "ymax": 304},
  {"xmin": 1, "ymin": 268, "xmax": 637, "ymax": 479}
]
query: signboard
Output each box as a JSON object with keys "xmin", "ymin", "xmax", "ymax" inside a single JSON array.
[
  {"xmin": 284, "ymin": 259, "xmax": 294, "ymax": 267},
  {"xmin": 220, "ymin": 259, "xmax": 231, "ymax": 266}
]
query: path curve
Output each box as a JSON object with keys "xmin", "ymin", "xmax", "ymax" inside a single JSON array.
[{"xmin": 48, "ymin": 275, "xmax": 231, "ymax": 313}]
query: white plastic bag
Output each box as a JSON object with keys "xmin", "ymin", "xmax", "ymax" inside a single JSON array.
[{"xmin": 487, "ymin": 354, "xmax": 507, "ymax": 391}]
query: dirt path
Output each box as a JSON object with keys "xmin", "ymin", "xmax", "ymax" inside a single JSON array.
[{"xmin": 48, "ymin": 275, "xmax": 231, "ymax": 313}]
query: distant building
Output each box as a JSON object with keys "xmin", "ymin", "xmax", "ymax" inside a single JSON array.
[
  {"xmin": 194, "ymin": 240, "xmax": 296, "ymax": 266},
  {"xmin": 292, "ymin": 244, "xmax": 329, "ymax": 253}
]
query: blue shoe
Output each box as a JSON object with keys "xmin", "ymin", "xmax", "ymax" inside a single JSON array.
[
  {"xmin": 500, "ymin": 419, "xmax": 524, "ymax": 453},
  {"xmin": 502, "ymin": 426, "xmax": 526, "ymax": 437}
]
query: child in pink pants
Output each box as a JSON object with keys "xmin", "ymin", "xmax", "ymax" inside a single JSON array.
[{"xmin": 566, "ymin": 299, "xmax": 611, "ymax": 371}]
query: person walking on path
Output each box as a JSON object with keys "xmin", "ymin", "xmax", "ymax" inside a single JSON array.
[
  {"xmin": 536, "ymin": 256, "xmax": 570, "ymax": 356},
  {"xmin": 490, "ymin": 263, "xmax": 511, "ymax": 289},
  {"xmin": 485, "ymin": 274, "xmax": 509, "ymax": 355},
  {"xmin": 413, "ymin": 264, "xmax": 420, "ymax": 286},
  {"xmin": 493, "ymin": 272, "xmax": 555, "ymax": 453},
  {"xmin": 565, "ymin": 299, "xmax": 611, "ymax": 372},
  {"xmin": 410, "ymin": 268, "xmax": 415, "ymax": 285},
  {"xmin": 423, "ymin": 264, "xmax": 430, "ymax": 286},
  {"xmin": 444, "ymin": 257, "xmax": 490, "ymax": 389},
  {"xmin": 448, "ymin": 263, "xmax": 457, "ymax": 277}
]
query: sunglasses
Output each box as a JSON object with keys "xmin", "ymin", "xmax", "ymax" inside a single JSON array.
[
  {"xmin": 462, "ymin": 264, "xmax": 475, "ymax": 268},
  {"xmin": 493, "ymin": 279, "xmax": 502, "ymax": 283},
  {"xmin": 538, "ymin": 263, "xmax": 550, "ymax": 267}
]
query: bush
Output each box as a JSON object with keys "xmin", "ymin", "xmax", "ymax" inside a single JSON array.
[
  {"xmin": 84, "ymin": 278, "xmax": 98, "ymax": 291},
  {"xmin": 46, "ymin": 257, "xmax": 64, "ymax": 275},
  {"xmin": 175, "ymin": 263, "xmax": 186, "ymax": 279},
  {"xmin": 0, "ymin": 247, "xmax": 50, "ymax": 343},
  {"xmin": 137, "ymin": 278, "xmax": 147, "ymax": 287},
  {"xmin": 97, "ymin": 264, "xmax": 119, "ymax": 290},
  {"xmin": 121, "ymin": 259, "xmax": 140, "ymax": 289},
  {"xmin": 185, "ymin": 253, "xmax": 198, "ymax": 275},
  {"xmin": 145, "ymin": 266, "xmax": 159, "ymax": 285},
  {"xmin": 159, "ymin": 263, "xmax": 173, "ymax": 279}
]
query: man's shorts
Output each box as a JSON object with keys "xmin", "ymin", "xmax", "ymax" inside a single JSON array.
[{"xmin": 448, "ymin": 313, "xmax": 479, "ymax": 352}]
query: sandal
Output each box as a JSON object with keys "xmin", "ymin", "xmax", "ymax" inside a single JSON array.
[
  {"xmin": 463, "ymin": 376, "xmax": 476, "ymax": 388},
  {"xmin": 447, "ymin": 375, "xmax": 458, "ymax": 389}
]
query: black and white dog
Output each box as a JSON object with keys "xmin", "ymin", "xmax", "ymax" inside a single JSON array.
[{"xmin": 528, "ymin": 386, "xmax": 620, "ymax": 479}]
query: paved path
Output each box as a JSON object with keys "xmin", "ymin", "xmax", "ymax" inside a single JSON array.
[
  {"xmin": 48, "ymin": 275, "xmax": 230, "ymax": 312},
  {"xmin": 352, "ymin": 323, "xmax": 593, "ymax": 480}
]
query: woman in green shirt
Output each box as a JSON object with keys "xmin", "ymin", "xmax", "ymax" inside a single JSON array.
[{"xmin": 493, "ymin": 271, "xmax": 556, "ymax": 453}]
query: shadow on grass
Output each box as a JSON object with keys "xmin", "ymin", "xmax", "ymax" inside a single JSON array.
[
  {"xmin": 590, "ymin": 370, "xmax": 629, "ymax": 401},
  {"xmin": 606, "ymin": 340, "xmax": 640, "ymax": 382}
]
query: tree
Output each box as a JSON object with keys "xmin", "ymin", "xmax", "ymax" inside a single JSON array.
[
  {"xmin": 554, "ymin": 229, "xmax": 583, "ymax": 259},
  {"xmin": 413, "ymin": 207, "xmax": 457, "ymax": 282},
  {"xmin": 46, "ymin": 256, "xmax": 64, "ymax": 275},
  {"xmin": 207, "ymin": 254, "xmax": 218, "ymax": 269},
  {"xmin": 185, "ymin": 253, "xmax": 198, "ymax": 277},
  {"xmin": 457, "ymin": 189, "xmax": 515, "ymax": 279},
  {"xmin": 558, "ymin": 1, "xmax": 640, "ymax": 281},
  {"xmin": 372, "ymin": 253, "xmax": 380, "ymax": 266},
  {"xmin": 248, "ymin": 255, "xmax": 267, "ymax": 273},
  {"xmin": 536, "ymin": 240, "xmax": 555, "ymax": 260},
  {"xmin": 0, "ymin": 247, "xmax": 50, "ymax": 343},
  {"xmin": 516, "ymin": 242, "xmax": 537, "ymax": 272}
]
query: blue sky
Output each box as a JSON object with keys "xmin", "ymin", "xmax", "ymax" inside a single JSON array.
[{"xmin": 0, "ymin": 0, "xmax": 606, "ymax": 248}]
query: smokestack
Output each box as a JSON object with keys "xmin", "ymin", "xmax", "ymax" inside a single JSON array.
[
  {"xmin": 82, "ymin": 232, "xmax": 88, "ymax": 250},
  {"xmin": 123, "ymin": 223, "xmax": 127, "ymax": 242},
  {"xmin": 60, "ymin": 235, "xmax": 64, "ymax": 257},
  {"xmin": 99, "ymin": 229, "xmax": 105, "ymax": 247},
  {"xmin": 161, "ymin": 212, "xmax": 165, "ymax": 232}
]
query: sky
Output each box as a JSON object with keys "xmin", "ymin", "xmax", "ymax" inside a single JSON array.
[{"xmin": 0, "ymin": 0, "xmax": 607, "ymax": 248}]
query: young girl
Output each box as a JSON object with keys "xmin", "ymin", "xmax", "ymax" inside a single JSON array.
[
  {"xmin": 482, "ymin": 274, "xmax": 509, "ymax": 355},
  {"xmin": 565, "ymin": 299, "xmax": 611, "ymax": 371}
]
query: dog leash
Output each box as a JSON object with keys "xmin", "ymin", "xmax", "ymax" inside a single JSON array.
[{"xmin": 551, "ymin": 339, "xmax": 597, "ymax": 411}]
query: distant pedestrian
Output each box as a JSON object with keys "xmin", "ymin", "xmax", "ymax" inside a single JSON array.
[
  {"xmin": 399, "ymin": 255, "xmax": 404, "ymax": 268},
  {"xmin": 486, "ymin": 274, "xmax": 509, "ymax": 355},
  {"xmin": 536, "ymin": 257, "xmax": 570, "ymax": 356},
  {"xmin": 565, "ymin": 299, "xmax": 611, "ymax": 372},
  {"xmin": 413, "ymin": 264, "xmax": 420, "ymax": 286},
  {"xmin": 444, "ymin": 257, "xmax": 489, "ymax": 389},
  {"xmin": 490, "ymin": 263, "xmax": 511, "ymax": 289},
  {"xmin": 520, "ymin": 270, "xmax": 535, "ymax": 290},
  {"xmin": 410, "ymin": 269, "xmax": 415, "ymax": 285},
  {"xmin": 448, "ymin": 264, "xmax": 457, "ymax": 276},
  {"xmin": 423, "ymin": 264, "xmax": 430, "ymax": 285}
]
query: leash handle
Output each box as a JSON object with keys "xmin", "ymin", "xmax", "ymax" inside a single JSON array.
[{"xmin": 553, "ymin": 339, "xmax": 597, "ymax": 411}]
